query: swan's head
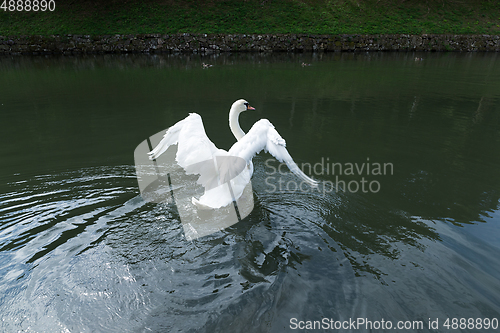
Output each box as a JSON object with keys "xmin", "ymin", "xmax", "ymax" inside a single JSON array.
[{"xmin": 232, "ymin": 99, "xmax": 255, "ymax": 113}]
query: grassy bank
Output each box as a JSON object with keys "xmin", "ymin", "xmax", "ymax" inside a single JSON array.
[{"xmin": 1, "ymin": 0, "xmax": 499, "ymax": 36}]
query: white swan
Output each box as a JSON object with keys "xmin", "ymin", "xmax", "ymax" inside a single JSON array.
[{"xmin": 148, "ymin": 99, "xmax": 318, "ymax": 209}]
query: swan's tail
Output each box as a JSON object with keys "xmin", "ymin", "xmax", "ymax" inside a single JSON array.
[{"xmin": 192, "ymin": 196, "xmax": 214, "ymax": 210}]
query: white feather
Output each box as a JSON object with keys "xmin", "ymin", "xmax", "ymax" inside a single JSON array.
[{"xmin": 149, "ymin": 99, "xmax": 318, "ymax": 209}]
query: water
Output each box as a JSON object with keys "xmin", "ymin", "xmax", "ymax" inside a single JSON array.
[{"xmin": 1, "ymin": 52, "xmax": 499, "ymax": 332}]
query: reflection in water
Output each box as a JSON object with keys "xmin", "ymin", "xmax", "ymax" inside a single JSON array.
[{"xmin": 0, "ymin": 52, "xmax": 499, "ymax": 331}]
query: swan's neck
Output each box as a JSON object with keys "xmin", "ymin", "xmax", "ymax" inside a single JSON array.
[{"xmin": 229, "ymin": 108, "xmax": 245, "ymax": 141}]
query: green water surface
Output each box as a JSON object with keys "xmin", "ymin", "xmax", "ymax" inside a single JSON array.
[{"xmin": 0, "ymin": 52, "xmax": 499, "ymax": 332}]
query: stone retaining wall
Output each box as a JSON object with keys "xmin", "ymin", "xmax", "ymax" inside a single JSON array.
[{"xmin": 1, "ymin": 33, "xmax": 499, "ymax": 54}]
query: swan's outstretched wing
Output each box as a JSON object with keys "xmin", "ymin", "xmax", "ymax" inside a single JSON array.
[
  {"xmin": 148, "ymin": 113, "xmax": 249, "ymax": 210},
  {"xmin": 228, "ymin": 119, "xmax": 318, "ymax": 187},
  {"xmin": 148, "ymin": 113, "xmax": 221, "ymax": 170}
]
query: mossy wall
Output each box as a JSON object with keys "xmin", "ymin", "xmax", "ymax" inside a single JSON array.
[{"xmin": 1, "ymin": 34, "xmax": 499, "ymax": 54}]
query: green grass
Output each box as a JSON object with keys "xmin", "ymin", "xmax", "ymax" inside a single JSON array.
[{"xmin": 0, "ymin": 0, "xmax": 499, "ymax": 35}]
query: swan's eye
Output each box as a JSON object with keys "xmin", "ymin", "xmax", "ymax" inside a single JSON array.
[{"xmin": 244, "ymin": 103, "xmax": 249, "ymax": 106}]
